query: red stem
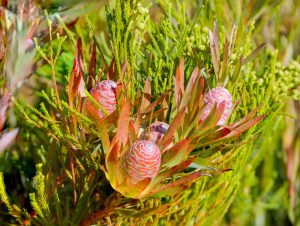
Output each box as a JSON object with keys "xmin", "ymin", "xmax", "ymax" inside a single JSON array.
[{"xmin": 70, "ymin": 158, "xmax": 77, "ymax": 207}]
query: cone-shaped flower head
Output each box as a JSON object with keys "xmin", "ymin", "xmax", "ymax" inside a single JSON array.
[
  {"xmin": 140, "ymin": 121, "xmax": 169, "ymax": 144},
  {"xmin": 200, "ymin": 87, "xmax": 232, "ymax": 125},
  {"xmin": 86, "ymin": 80, "xmax": 117, "ymax": 118},
  {"xmin": 120, "ymin": 140, "xmax": 161, "ymax": 184}
]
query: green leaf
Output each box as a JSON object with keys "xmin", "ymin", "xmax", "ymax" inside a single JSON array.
[
  {"xmin": 149, "ymin": 171, "xmax": 209, "ymax": 196},
  {"xmin": 179, "ymin": 66, "xmax": 199, "ymax": 110},
  {"xmin": 96, "ymin": 119, "xmax": 110, "ymax": 153},
  {"xmin": 231, "ymin": 56, "xmax": 243, "ymax": 84},
  {"xmin": 159, "ymin": 107, "xmax": 186, "ymax": 151},
  {"xmin": 149, "ymin": 185, "xmax": 188, "ymax": 198},
  {"xmin": 161, "ymin": 138, "xmax": 191, "ymax": 168},
  {"xmin": 219, "ymin": 38, "xmax": 229, "ymax": 83},
  {"xmin": 140, "ymin": 157, "xmax": 196, "ymax": 197},
  {"xmin": 105, "ymin": 141, "xmax": 120, "ymax": 186},
  {"xmin": 242, "ymin": 43, "xmax": 265, "ymax": 65}
]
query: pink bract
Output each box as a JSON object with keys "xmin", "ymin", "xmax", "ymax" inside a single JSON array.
[
  {"xmin": 86, "ymin": 80, "xmax": 117, "ymax": 118},
  {"xmin": 199, "ymin": 87, "xmax": 232, "ymax": 125},
  {"xmin": 120, "ymin": 140, "xmax": 161, "ymax": 184}
]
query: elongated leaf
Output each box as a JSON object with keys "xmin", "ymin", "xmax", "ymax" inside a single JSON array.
[
  {"xmin": 133, "ymin": 110, "xmax": 141, "ymax": 136},
  {"xmin": 159, "ymin": 107, "xmax": 186, "ymax": 151},
  {"xmin": 116, "ymin": 82, "xmax": 124, "ymax": 104},
  {"xmin": 149, "ymin": 185, "xmax": 188, "ymax": 198},
  {"xmin": 198, "ymin": 137, "xmax": 257, "ymax": 158},
  {"xmin": 104, "ymin": 110, "xmax": 119, "ymax": 127},
  {"xmin": 95, "ymin": 119, "xmax": 110, "ymax": 153},
  {"xmin": 198, "ymin": 127, "xmax": 231, "ymax": 144},
  {"xmin": 242, "ymin": 43, "xmax": 265, "ymax": 65},
  {"xmin": 174, "ymin": 57, "xmax": 184, "ymax": 106},
  {"xmin": 179, "ymin": 66, "xmax": 199, "ymax": 110},
  {"xmin": 105, "ymin": 141, "xmax": 120, "ymax": 186},
  {"xmin": 184, "ymin": 106, "xmax": 205, "ymax": 137},
  {"xmin": 68, "ymin": 37, "xmax": 85, "ymax": 103},
  {"xmin": 231, "ymin": 56, "xmax": 243, "ymax": 84},
  {"xmin": 229, "ymin": 104, "xmax": 262, "ymax": 128},
  {"xmin": 204, "ymin": 101, "xmax": 225, "ymax": 128},
  {"xmin": 141, "ymin": 76, "xmax": 151, "ymax": 111},
  {"xmin": 225, "ymin": 99, "xmax": 242, "ymax": 123},
  {"xmin": 192, "ymin": 158, "xmax": 216, "ymax": 170},
  {"xmin": 140, "ymin": 157, "xmax": 196, "ymax": 197},
  {"xmin": 219, "ymin": 38, "xmax": 229, "ymax": 82},
  {"xmin": 191, "ymin": 126, "xmax": 220, "ymax": 147},
  {"xmin": 128, "ymin": 121, "xmax": 138, "ymax": 142},
  {"xmin": 200, "ymin": 115, "xmax": 265, "ymax": 148},
  {"xmin": 161, "ymin": 138, "xmax": 190, "ymax": 167},
  {"xmin": 213, "ymin": 20, "xmax": 220, "ymax": 61},
  {"xmin": 188, "ymin": 77, "xmax": 204, "ymax": 120},
  {"xmin": 141, "ymin": 92, "xmax": 169, "ymax": 114},
  {"xmin": 228, "ymin": 115, "xmax": 265, "ymax": 136},
  {"xmin": 209, "ymin": 26, "xmax": 220, "ymax": 77},
  {"xmin": 115, "ymin": 100, "xmax": 130, "ymax": 147},
  {"xmin": 87, "ymin": 42, "xmax": 97, "ymax": 90},
  {"xmin": 198, "ymin": 102, "xmax": 216, "ymax": 125},
  {"xmin": 107, "ymin": 57, "xmax": 117, "ymax": 81},
  {"xmin": 149, "ymin": 171, "xmax": 209, "ymax": 196}
]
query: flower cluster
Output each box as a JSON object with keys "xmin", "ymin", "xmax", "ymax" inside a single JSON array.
[{"xmin": 84, "ymin": 59, "xmax": 263, "ymax": 199}]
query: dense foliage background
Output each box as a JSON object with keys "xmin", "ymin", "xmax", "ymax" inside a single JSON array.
[{"xmin": 0, "ymin": 0, "xmax": 299, "ymax": 225}]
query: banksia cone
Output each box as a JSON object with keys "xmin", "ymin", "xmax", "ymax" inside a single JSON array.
[
  {"xmin": 86, "ymin": 80, "xmax": 117, "ymax": 118},
  {"xmin": 199, "ymin": 87, "xmax": 232, "ymax": 125},
  {"xmin": 140, "ymin": 121, "xmax": 169, "ymax": 144},
  {"xmin": 120, "ymin": 140, "xmax": 161, "ymax": 184}
]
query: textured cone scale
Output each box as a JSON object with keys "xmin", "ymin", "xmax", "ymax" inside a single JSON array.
[
  {"xmin": 140, "ymin": 121, "xmax": 169, "ymax": 144},
  {"xmin": 199, "ymin": 87, "xmax": 232, "ymax": 125},
  {"xmin": 86, "ymin": 80, "xmax": 117, "ymax": 118},
  {"xmin": 120, "ymin": 140, "xmax": 161, "ymax": 184}
]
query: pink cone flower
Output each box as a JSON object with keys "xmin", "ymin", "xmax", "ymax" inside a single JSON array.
[
  {"xmin": 140, "ymin": 121, "xmax": 169, "ymax": 144},
  {"xmin": 120, "ymin": 140, "xmax": 161, "ymax": 184},
  {"xmin": 86, "ymin": 80, "xmax": 117, "ymax": 118},
  {"xmin": 199, "ymin": 87, "xmax": 232, "ymax": 125}
]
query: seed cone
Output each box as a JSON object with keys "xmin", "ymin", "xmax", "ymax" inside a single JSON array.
[
  {"xmin": 120, "ymin": 140, "xmax": 161, "ymax": 184},
  {"xmin": 86, "ymin": 80, "xmax": 117, "ymax": 118},
  {"xmin": 140, "ymin": 121, "xmax": 169, "ymax": 144},
  {"xmin": 200, "ymin": 87, "xmax": 232, "ymax": 125}
]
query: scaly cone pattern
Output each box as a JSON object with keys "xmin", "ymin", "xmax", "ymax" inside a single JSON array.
[
  {"xmin": 199, "ymin": 87, "xmax": 232, "ymax": 125},
  {"xmin": 140, "ymin": 121, "xmax": 169, "ymax": 144},
  {"xmin": 86, "ymin": 80, "xmax": 117, "ymax": 118},
  {"xmin": 120, "ymin": 140, "xmax": 161, "ymax": 184}
]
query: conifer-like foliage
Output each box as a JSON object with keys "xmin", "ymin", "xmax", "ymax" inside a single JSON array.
[{"xmin": 0, "ymin": 0, "xmax": 299, "ymax": 225}]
